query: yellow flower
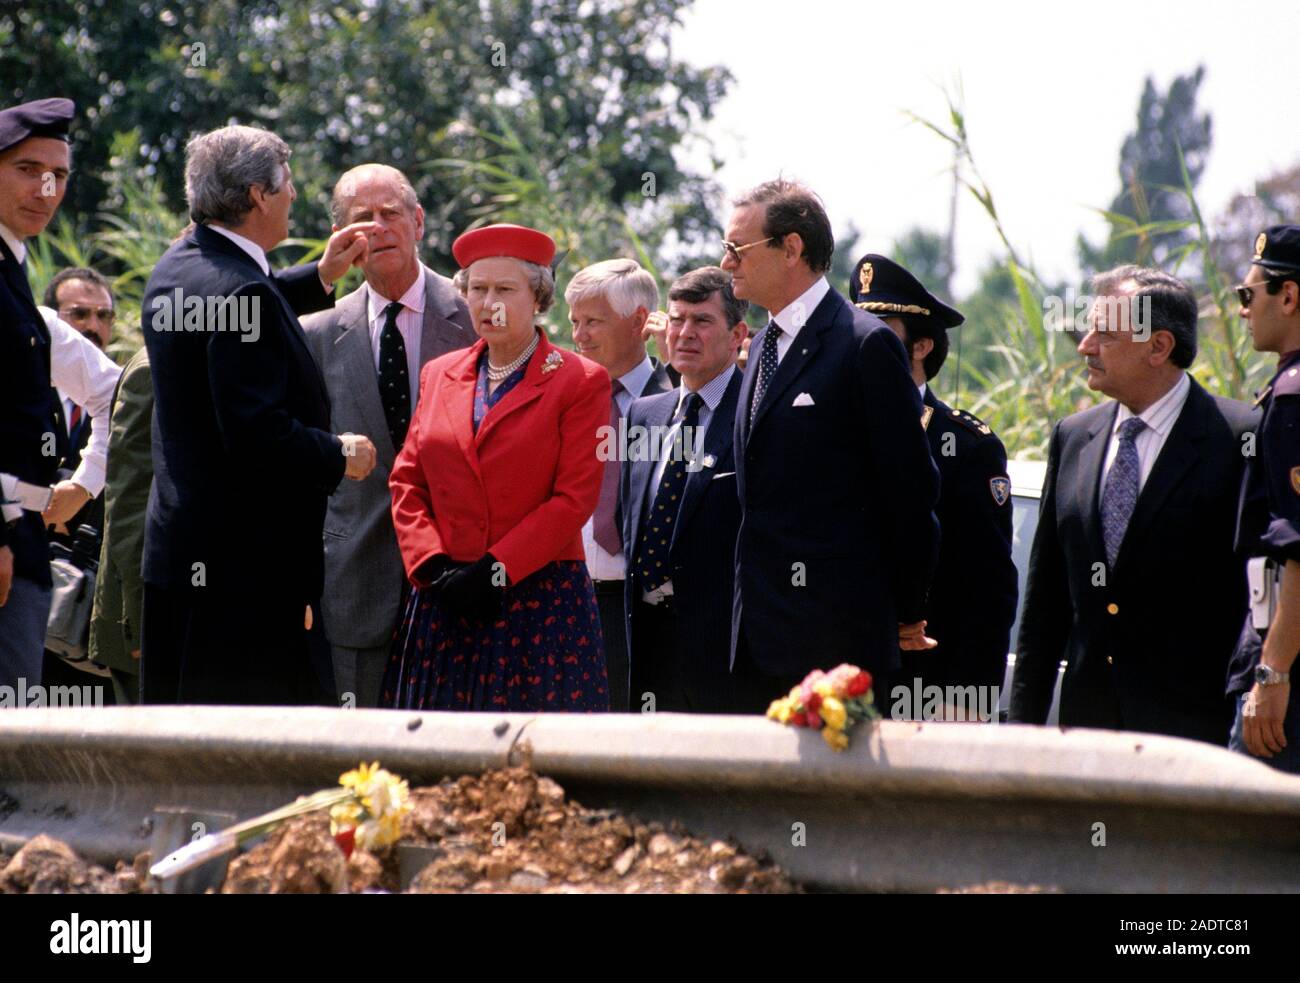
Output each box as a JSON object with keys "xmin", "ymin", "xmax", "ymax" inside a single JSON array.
[
  {"xmin": 820, "ymin": 696, "xmax": 847, "ymax": 730},
  {"xmin": 813, "ymin": 680, "xmax": 833, "ymax": 698},
  {"xmin": 822, "ymin": 727, "xmax": 850, "ymax": 751}
]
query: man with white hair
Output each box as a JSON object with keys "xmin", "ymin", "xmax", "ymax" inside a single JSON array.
[
  {"xmin": 567, "ymin": 258, "xmax": 673, "ymax": 710},
  {"xmin": 302, "ymin": 163, "xmax": 474, "ymax": 708},
  {"xmin": 140, "ymin": 124, "xmax": 381, "ymax": 705}
]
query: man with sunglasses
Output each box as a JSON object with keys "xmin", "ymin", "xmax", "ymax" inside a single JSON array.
[
  {"xmin": 42, "ymin": 266, "xmax": 117, "ymax": 539},
  {"xmin": 1227, "ymin": 226, "xmax": 1300, "ymax": 773},
  {"xmin": 721, "ymin": 179, "xmax": 940, "ymax": 710}
]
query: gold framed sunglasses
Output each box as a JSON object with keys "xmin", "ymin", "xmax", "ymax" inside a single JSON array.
[
  {"xmin": 721, "ymin": 236, "xmax": 775, "ymax": 264},
  {"xmin": 59, "ymin": 304, "xmax": 116, "ymax": 325}
]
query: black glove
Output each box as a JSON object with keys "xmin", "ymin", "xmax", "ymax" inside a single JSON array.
[
  {"xmin": 438, "ymin": 553, "xmax": 507, "ymax": 623},
  {"xmin": 415, "ymin": 554, "xmax": 467, "ymax": 591}
]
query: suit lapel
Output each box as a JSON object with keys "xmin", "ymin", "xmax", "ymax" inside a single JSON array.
[
  {"xmin": 1078, "ymin": 402, "xmax": 1118, "ymax": 563},
  {"xmin": 0, "ymin": 239, "xmax": 45, "ymax": 341},
  {"xmin": 747, "ymin": 290, "xmax": 835, "ymax": 437},
  {"xmin": 473, "ymin": 333, "xmax": 560, "ymax": 446},
  {"xmin": 629, "ymin": 393, "xmax": 679, "ymax": 553},
  {"xmin": 673, "ymin": 369, "xmax": 741, "ymax": 550},
  {"xmin": 439, "ymin": 341, "xmax": 485, "ymax": 478},
  {"xmin": 334, "ymin": 284, "xmax": 398, "ymax": 464},
  {"xmin": 419, "ymin": 266, "xmax": 476, "ymax": 373},
  {"xmin": 1115, "ymin": 379, "xmax": 1207, "ymax": 569}
]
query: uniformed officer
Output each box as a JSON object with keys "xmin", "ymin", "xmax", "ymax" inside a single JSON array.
[
  {"xmin": 0, "ymin": 97, "xmax": 120, "ymax": 691},
  {"xmin": 1227, "ymin": 225, "xmax": 1300, "ymax": 772},
  {"xmin": 849, "ymin": 254, "xmax": 1018, "ymax": 718}
]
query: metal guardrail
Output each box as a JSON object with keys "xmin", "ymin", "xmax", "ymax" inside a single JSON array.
[{"xmin": 2, "ymin": 707, "xmax": 1299, "ymax": 892}]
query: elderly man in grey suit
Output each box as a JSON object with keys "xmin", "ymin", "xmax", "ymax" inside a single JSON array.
[{"xmin": 303, "ymin": 163, "xmax": 474, "ymax": 707}]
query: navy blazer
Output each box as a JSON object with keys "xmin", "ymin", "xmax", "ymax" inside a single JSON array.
[
  {"xmin": 620, "ymin": 369, "xmax": 743, "ymax": 710},
  {"xmin": 142, "ymin": 223, "xmax": 345, "ymax": 604},
  {"xmin": 732, "ymin": 286, "xmax": 940, "ymax": 684},
  {"xmin": 1010, "ymin": 377, "xmax": 1257, "ymax": 744}
]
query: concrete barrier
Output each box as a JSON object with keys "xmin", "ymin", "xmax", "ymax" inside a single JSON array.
[{"xmin": 1, "ymin": 707, "xmax": 1298, "ymax": 891}]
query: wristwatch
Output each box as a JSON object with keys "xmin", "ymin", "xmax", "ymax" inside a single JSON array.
[{"xmin": 1255, "ymin": 665, "xmax": 1291, "ymax": 686}]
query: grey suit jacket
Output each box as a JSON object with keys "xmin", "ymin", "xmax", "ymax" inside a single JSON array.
[{"xmin": 302, "ymin": 266, "xmax": 474, "ymax": 649}]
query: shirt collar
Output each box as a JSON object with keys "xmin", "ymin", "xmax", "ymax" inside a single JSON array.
[
  {"xmin": 770, "ymin": 276, "xmax": 830, "ymax": 338},
  {"xmin": 1114, "ymin": 371, "xmax": 1190, "ymax": 439},
  {"xmin": 368, "ymin": 268, "xmax": 428, "ymax": 324},
  {"xmin": 0, "ymin": 222, "xmax": 26, "ymax": 265},
  {"xmin": 616, "ymin": 354, "xmax": 654, "ymax": 397},
  {"xmin": 680, "ymin": 364, "xmax": 736, "ymax": 412},
  {"xmin": 206, "ymin": 223, "xmax": 270, "ymax": 276}
]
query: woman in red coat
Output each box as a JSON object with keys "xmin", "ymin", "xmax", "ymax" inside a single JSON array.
[{"xmin": 382, "ymin": 224, "xmax": 612, "ymax": 711}]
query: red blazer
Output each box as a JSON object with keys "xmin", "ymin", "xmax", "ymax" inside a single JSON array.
[{"xmin": 390, "ymin": 331, "xmax": 610, "ymax": 587}]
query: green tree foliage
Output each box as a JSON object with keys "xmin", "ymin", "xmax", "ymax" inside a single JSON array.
[
  {"xmin": 1, "ymin": 0, "xmax": 731, "ymax": 273},
  {"xmin": 1077, "ymin": 66, "xmax": 1212, "ymax": 274}
]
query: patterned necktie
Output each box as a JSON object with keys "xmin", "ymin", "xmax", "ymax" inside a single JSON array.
[
  {"xmin": 636, "ymin": 393, "xmax": 704, "ymax": 592},
  {"xmin": 378, "ymin": 301, "xmax": 411, "ymax": 450},
  {"xmin": 749, "ymin": 321, "xmax": 781, "ymax": 423},
  {"xmin": 593, "ymin": 380, "xmax": 625, "ymax": 555},
  {"xmin": 1100, "ymin": 416, "xmax": 1148, "ymax": 568}
]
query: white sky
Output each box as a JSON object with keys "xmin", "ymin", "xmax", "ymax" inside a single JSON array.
[{"xmin": 673, "ymin": 0, "xmax": 1300, "ymax": 295}]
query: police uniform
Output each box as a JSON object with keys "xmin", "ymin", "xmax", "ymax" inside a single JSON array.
[
  {"xmin": 1227, "ymin": 226, "xmax": 1300, "ymax": 772},
  {"xmin": 0, "ymin": 98, "xmax": 78, "ymax": 688},
  {"xmin": 849, "ymin": 255, "xmax": 1018, "ymax": 708}
]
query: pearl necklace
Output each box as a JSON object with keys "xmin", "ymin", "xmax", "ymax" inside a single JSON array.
[{"xmin": 487, "ymin": 333, "xmax": 540, "ymax": 382}]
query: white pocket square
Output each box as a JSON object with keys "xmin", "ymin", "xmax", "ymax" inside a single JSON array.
[
  {"xmin": 712, "ymin": 470, "xmax": 736, "ymax": 480},
  {"xmin": 792, "ymin": 392, "xmax": 816, "ymax": 407}
]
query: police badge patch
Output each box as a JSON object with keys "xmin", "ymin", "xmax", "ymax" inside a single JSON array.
[
  {"xmin": 1291, "ymin": 466, "xmax": 1300, "ymax": 496},
  {"xmin": 990, "ymin": 476, "xmax": 1011, "ymax": 506}
]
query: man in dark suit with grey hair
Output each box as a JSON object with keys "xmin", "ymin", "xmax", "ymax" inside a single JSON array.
[
  {"xmin": 141, "ymin": 124, "xmax": 380, "ymax": 705},
  {"xmin": 303, "ymin": 163, "xmax": 474, "ymax": 708},
  {"xmin": 1011, "ymin": 265, "xmax": 1257, "ymax": 744}
]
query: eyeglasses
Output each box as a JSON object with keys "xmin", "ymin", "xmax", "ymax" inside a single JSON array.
[
  {"xmin": 721, "ymin": 236, "xmax": 775, "ymax": 264},
  {"xmin": 59, "ymin": 304, "xmax": 116, "ymax": 326}
]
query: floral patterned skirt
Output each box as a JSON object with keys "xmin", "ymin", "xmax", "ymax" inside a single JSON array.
[{"xmin": 381, "ymin": 560, "xmax": 609, "ymax": 712}]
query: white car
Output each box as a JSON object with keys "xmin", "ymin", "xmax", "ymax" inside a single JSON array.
[{"xmin": 997, "ymin": 459, "xmax": 1065, "ymax": 724}]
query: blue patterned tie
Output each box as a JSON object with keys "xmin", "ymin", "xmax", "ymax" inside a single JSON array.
[
  {"xmin": 1100, "ymin": 416, "xmax": 1148, "ymax": 568},
  {"xmin": 749, "ymin": 321, "xmax": 781, "ymax": 423},
  {"xmin": 636, "ymin": 393, "xmax": 703, "ymax": 592}
]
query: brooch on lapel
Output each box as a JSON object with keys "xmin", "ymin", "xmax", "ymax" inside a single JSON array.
[
  {"xmin": 542, "ymin": 350, "xmax": 563, "ymax": 374},
  {"xmin": 701, "ymin": 453, "xmax": 716, "ymax": 469}
]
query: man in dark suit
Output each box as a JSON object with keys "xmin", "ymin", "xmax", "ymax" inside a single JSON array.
[
  {"xmin": 1011, "ymin": 265, "xmax": 1257, "ymax": 744},
  {"xmin": 621, "ymin": 266, "xmax": 747, "ymax": 713},
  {"xmin": 849, "ymin": 254, "xmax": 1017, "ymax": 719},
  {"xmin": 567, "ymin": 258, "xmax": 674, "ymax": 710},
  {"xmin": 0, "ymin": 98, "xmax": 120, "ymax": 690},
  {"xmin": 722, "ymin": 179, "xmax": 941, "ymax": 711},
  {"xmin": 140, "ymin": 124, "xmax": 381, "ymax": 705},
  {"xmin": 302, "ymin": 163, "xmax": 474, "ymax": 708}
]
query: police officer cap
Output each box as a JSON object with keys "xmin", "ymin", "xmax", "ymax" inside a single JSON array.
[
  {"xmin": 0, "ymin": 98, "xmax": 75, "ymax": 156},
  {"xmin": 1251, "ymin": 225, "xmax": 1300, "ymax": 276},
  {"xmin": 848, "ymin": 253, "xmax": 964, "ymax": 337}
]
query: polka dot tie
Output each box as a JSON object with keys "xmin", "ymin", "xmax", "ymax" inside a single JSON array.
[
  {"xmin": 378, "ymin": 300, "xmax": 411, "ymax": 450},
  {"xmin": 749, "ymin": 321, "xmax": 781, "ymax": 423},
  {"xmin": 1100, "ymin": 416, "xmax": 1147, "ymax": 568},
  {"xmin": 636, "ymin": 392, "xmax": 703, "ymax": 593}
]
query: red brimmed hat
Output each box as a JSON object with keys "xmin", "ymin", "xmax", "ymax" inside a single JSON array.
[{"xmin": 452, "ymin": 223, "xmax": 556, "ymax": 269}]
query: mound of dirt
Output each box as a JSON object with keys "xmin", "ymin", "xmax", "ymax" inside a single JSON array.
[{"xmin": 4, "ymin": 766, "xmax": 798, "ymax": 895}]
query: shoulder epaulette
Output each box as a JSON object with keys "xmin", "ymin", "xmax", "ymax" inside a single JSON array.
[
  {"xmin": 1273, "ymin": 364, "xmax": 1300, "ymax": 398},
  {"xmin": 947, "ymin": 407, "xmax": 993, "ymax": 437}
]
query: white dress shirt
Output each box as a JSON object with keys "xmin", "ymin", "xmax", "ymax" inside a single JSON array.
[
  {"xmin": 207, "ymin": 223, "xmax": 270, "ymax": 275},
  {"xmin": 1100, "ymin": 371, "xmax": 1191, "ymax": 492},
  {"xmin": 39, "ymin": 307, "xmax": 121, "ymax": 497},
  {"xmin": 642, "ymin": 364, "xmax": 737, "ymax": 602},
  {"xmin": 366, "ymin": 272, "xmax": 426, "ymax": 410},
  {"xmin": 768, "ymin": 276, "xmax": 830, "ymax": 364},
  {"xmin": 0, "ymin": 222, "xmax": 25, "ymax": 264},
  {"xmin": 207, "ymin": 223, "xmax": 334, "ymax": 293},
  {"xmin": 583, "ymin": 355, "xmax": 656, "ymax": 581}
]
